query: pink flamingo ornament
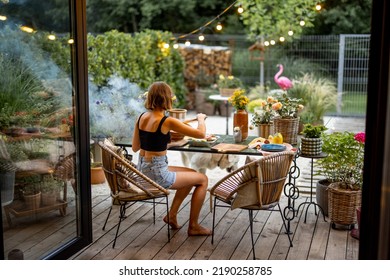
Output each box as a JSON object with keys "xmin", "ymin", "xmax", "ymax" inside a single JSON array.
[{"xmin": 274, "ymin": 64, "xmax": 293, "ymax": 90}]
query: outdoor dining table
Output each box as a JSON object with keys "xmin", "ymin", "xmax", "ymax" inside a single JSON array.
[
  {"xmin": 114, "ymin": 134, "xmax": 300, "ymax": 234},
  {"xmin": 114, "ymin": 134, "xmax": 261, "ymax": 156}
]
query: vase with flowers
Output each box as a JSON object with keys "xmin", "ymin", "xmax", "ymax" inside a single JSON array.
[
  {"xmin": 217, "ymin": 74, "xmax": 243, "ymax": 97},
  {"xmin": 250, "ymin": 96, "xmax": 277, "ymax": 138},
  {"xmin": 228, "ymin": 89, "xmax": 250, "ymax": 140},
  {"xmin": 316, "ymin": 131, "xmax": 365, "ymax": 230}
]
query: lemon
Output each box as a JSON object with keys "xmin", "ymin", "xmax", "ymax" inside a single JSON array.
[{"xmin": 268, "ymin": 135, "xmax": 274, "ymax": 143}]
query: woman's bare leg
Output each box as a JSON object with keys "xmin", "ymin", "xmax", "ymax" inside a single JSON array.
[{"xmin": 165, "ymin": 166, "xmax": 212, "ymax": 235}]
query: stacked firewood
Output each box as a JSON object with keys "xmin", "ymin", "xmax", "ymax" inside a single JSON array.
[{"xmin": 178, "ymin": 45, "xmax": 232, "ymax": 91}]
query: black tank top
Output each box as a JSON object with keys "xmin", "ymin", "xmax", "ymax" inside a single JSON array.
[{"xmin": 138, "ymin": 112, "xmax": 171, "ymax": 152}]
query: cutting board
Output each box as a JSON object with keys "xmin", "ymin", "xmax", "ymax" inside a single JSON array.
[{"xmin": 211, "ymin": 143, "xmax": 248, "ymax": 152}]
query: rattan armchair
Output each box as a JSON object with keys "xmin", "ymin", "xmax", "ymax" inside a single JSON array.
[
  {"xmin": 98, "ymin": 139, "xmax": 170, "ymax": 248},
  {"xmin": 209, "ymin": 151, "xmax": 295, "ymax": 259}
]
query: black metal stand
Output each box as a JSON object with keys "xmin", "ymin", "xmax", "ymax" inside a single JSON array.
[{"xmin": 296, "ymin": 152, "xmax": 327, "ymax": 223}]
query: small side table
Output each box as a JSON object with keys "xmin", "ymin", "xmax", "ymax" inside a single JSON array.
[
  {"xmin": 208, "ymin": 94, "xmax": 230, "ymax": 135},
  {"xmin": 297, "ymin": 152, "xmax": 328, "ymax": 223}
]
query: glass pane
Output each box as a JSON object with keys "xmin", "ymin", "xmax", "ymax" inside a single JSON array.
[{"xmin": 1, "ymin": 0, "xmax": 78, "ymax": 259}]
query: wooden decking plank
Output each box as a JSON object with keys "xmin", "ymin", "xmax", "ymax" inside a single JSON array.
[
  {"xmin": 307, "ymin": 214, "xmax": 330, "ymax": 260},
  {"xmin": 325, "ymin": 226, "xmax": 350, "ymax": 260}
]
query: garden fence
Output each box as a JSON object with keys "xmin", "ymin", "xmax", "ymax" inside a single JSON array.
[{"xmin": 190, "ymin": 34, "xmax": 370, "ymax": 117}]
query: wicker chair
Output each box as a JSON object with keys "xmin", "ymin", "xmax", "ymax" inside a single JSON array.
[
  {"xmin": 53, "ymin": 153, "xmax": 76, "ymax": 197},
  {"xmin": 209, "ymin": 151, "xmax": 295, "ymax": 259},
  {"xmin": 98, "ymin": 139, "xmax": 170, "ymax": 248}
]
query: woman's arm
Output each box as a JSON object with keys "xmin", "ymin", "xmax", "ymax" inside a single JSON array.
[{"xmin": 168, "ymin": 113, "xmax": 207, "ymax": 139}]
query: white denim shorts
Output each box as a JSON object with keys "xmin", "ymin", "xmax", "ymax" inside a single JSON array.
[{"xmin": 138, "ymin": 155, "xmax": 176, "ymax": 189}]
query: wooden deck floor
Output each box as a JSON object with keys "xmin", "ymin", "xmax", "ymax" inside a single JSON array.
[{"xmin": 70, "ymin": 189, "xmax": 359, "ymax": 260}]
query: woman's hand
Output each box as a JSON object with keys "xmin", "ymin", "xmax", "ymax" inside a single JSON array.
[{"xmin": 197, "ymin": 113, "xmax": 207, "ymax": 122}]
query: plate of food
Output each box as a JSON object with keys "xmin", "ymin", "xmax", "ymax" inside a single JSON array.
[
  {"xmin": 260, "ymin": 144, "xmax": 287, "ymax": 152},
  {"xmin": 188, "ymin": 134, "xmax": 219, "ymax": 147}
]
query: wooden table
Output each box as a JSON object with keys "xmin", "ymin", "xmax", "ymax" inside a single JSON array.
[{"xmin": 115, "ymin": 134, "xmax": 262, "ymax": 156}]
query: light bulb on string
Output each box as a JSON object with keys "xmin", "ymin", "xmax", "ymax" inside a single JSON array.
[
  {"xmin": 0, "ymin": 15, "xmax": 7, "ymax": 21},
  {"xmin": 47, "ymin": 34, "xmax": 56, "ymax": 41},
  {"xmin": 185, "ymin": 40, "xmax": 191, "ymax": 46},
  {"xmin": 237, "ymin": 4, "xmax": 244, "ymax": 14},
  {"xmin": 316, "ymin": 4, "xmax": 322, "ymax": 11},
  {"xmin": 216, "ymin": 22, "xmax": 223, "ymax": 31},
  {"xmin": 163, "ymin": 43, "xmax": 170, "ymax": 49},
  {"xmin": 279, "ymin": 36, "xmax": 285, "ymax": 42},
  {"xmin": 288, "ymin": 30, "xmax": 294, "ymax": 36},
  {"xmin": 300, "ymin": 20, "xmax": 305, "ymax": 26},
  {"xmin": 264, "ymin": 41, "xmax": 270, "ymax": 46},
  {"xmin": 68, "ymin": 38, "xmax": 74, "ymax": 44},
  {"xmin": 270, "ymin": 40, "xmax": 276, "ymax": 45},
  {"xmin": 173, "ymin": 43, "xmax": 179, "ymax": 49},
  {"xmin": 198, "ymin": 34, "xmax": 205, "ymax": 42}
]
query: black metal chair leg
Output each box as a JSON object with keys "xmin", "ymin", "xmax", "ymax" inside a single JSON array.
[
  {"xmin": 102, "ymin": 206, "xmax": 113, "ymax": 230},
  {"xmin": 248, "ymin": 209, "xmax": 256, "ymax": 260},
  {"xmin": 153, "ymin": 198, "xmax": 156, "ymax": 224},
  {"xmin": 112, "ymin": 203, "xmax": 127, "ymax": 248}
]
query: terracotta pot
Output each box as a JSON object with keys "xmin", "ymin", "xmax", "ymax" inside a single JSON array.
[
  {"xmin": 91, "ymin": 167, "xmax": 106, "ymax": 184},
  {"xmin": 233, "ymin": 109, "xmax": 248, "ymax": 140}
]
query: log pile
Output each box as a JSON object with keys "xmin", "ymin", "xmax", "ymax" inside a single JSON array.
[{"xmin": 178, "ymin": 44, "xmax": 232, "ymax": 92}]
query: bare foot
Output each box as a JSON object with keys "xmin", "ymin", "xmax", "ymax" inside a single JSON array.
[
  {"xmin": 163, "ymin": 215, "xmax": 182, "ymax": 229},
  {"xmin": 188, "ymin": 225, "xmax": 212, "ymax": 236}
]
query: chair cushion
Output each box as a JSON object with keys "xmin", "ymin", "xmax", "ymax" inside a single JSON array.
[{"xmin": 103, "ymin": 138, "xmax": 125, "ymax": 158}]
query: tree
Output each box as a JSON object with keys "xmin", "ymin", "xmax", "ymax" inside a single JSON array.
[
  {"xmin": 304, "ymin": 0, "xmax": 371, "ymax": 35},
  {"xmin": 238, "ymin": 0, "xmax": 322, "ymax": 41}
]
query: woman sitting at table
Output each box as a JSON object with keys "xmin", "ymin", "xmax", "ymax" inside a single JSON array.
[{"xmin": 132, "ymin": 81, "xmax": 211, "ymax": 236}]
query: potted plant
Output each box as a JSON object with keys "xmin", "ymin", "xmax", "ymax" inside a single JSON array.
[
  {"xmin": 316, "ymin": 131, "xmax": 365, "ymax": 228},
  {"xmin": 217, "ymin": 74, "xmax": 243, "ymax": 97},
  {"xmin": 40, "ymin": 175, "xmax": 64, "ymax": 206},
  {"xmin": 288, "ymin": 73, "xmax": 337, "ymax": 127},
  {"xmin": 250, "ymin": 96, "xmax": 277, "ymax": 138},
  {"xmin": 21, "ymin": 181, "xmax": 42, "ymax": 210},
  {"xmin": 300, "ymin": 123, "xmax": 327, "ymax": 156}
]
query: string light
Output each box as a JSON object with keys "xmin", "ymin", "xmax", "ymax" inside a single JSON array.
[
  {"xmin": 68, "ymin": 38, "xmax": 74, "ymax": 44},
  {"xmin": 173, "ymin": 43, "xmax": 179, "ymax": 49},
  {"xmin": 0, "ymin": 15, "xmax": 7, "ymax": 21},
  {"xmin": 316, "ymin": 4, "xmax": 322, "ymax": 11},
  {"xmin": 270, "ymin": 40, "xmax": 276, "ymax": 45},
  {"xmin": 288, "ymin": 30, "xmax": 294, "ymax": 36},
  {"xmin": 237, "ymin": 4, "xmax": 244, "ymax": 14},
  {"xmin": 163, "ymin": 43, "xmax": 170, "ymax": 49},
  {"xmin": 198, "ymin": 34, "xmax": 205, "ymax": 41},
  {"xmin": 172, "ymin": 1, "xmax": 238, "ymax": 42},
  {"xmin": 47, "ymin": 34, "xmax": 56, "ymax": 41},
  {"xmin": 20, "ymin": 26, "xmax": 34, "ymax": 33},
  {"xmin": 300, "ymin": 20, "xmax": 306, "ymax": 26},
  {"xmin": 279, "ymin": 36, "xmax": 285, "ymax": 42},
  {"xmin": 185, "ymin": 40, "xmax": 191, "ymax": 46},
  {"xmin": 216, "ymin": 22, "xmax": 223, "ymax": 31},
  {"xmin": 264, "ymin": 41, "xmax": 270, "ymax": 46}
]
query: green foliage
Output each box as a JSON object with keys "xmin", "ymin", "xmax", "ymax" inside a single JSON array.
[
  {"xmin": 40, "ymin": 175, "xmax": 64, "ymax": 193},
  {"xmin": 317, "ymin": 131, "xmax": 365, "ymax": 189},
  {"xmin": 87, "ymin": 30, "xmax": 186, "ymax": 106},
  {"xmin": 289, "ymin": 73, "xmax": 337, "ymax": 124},
  {"xmin": 301, "ymin": 123, "xmax": 327, "ymax": 138},
  {"xmin": 238, "ymin": 0, "xmax": 321, "ymax": 41}
]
